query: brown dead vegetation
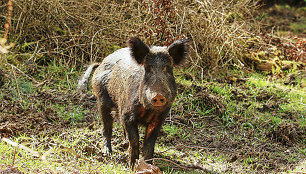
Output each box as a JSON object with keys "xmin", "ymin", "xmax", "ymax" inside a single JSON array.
[
  {"xmin": 1, "ymin": 0, "xmax": 303, "ymax": 75},
  {"xmin": 0, "ymin": 0, "xmax": 263, "ymax": 73}
]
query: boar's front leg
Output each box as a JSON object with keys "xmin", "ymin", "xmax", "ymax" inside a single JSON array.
[
  {"xmin": 123, "ymin": 113, "xmax": 140, "ymax": 168},
  {"xmin": 143, "ymin": 111, "xmax": 168, "ymax": 163}
]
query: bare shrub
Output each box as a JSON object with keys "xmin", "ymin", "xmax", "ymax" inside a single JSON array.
[
  {"xmin": 180, "ymin": 0, "xmax": 261, "ymax": 76},
  {"xmin": 0, "ymin": 0, "xmax": 262, "ymax": 74},
  {"xmin": 2, "ymin": 0, "xmax": 146, "ymax": 65}
]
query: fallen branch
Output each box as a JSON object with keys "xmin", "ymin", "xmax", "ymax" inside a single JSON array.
[
  {"xmin": 33, "ymin": 75, "xmax": 53, "ymax": 87},
  {"xmin": 159, "ymin": 144, "xmax": 216, "ymax": 153},
  {"xmin": 9, "ymin": 63, "xmax": 53, "ymax": 88},
  {"xmin": 60, "ymin": 146, "xmax": 95, "ymax": 163},
  {"xmin": 146, "ymin": 158, "xmax": 189, "ymax": 170},
  {"xmin": 147, "ymin": 157, "xmax": 211, "ymax": 172},
  {"xmin": 175, "ymin": 144, "xmax": 217, "ymax": 150},
  {"xmin": 9, "ymin": 64, "xmax": 39, "ymax": 84},
  {"xmin": 2, "ymin": 137, "xmax": 40, "ymax": 158},
  {"xmin": 1, "ymin": 137, "xmax": 95, "ymax": 165}
]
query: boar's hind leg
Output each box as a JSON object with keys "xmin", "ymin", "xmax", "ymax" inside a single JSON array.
[
  {"xmin": 123, "ymin": 113, "xmax": 139, "ymax": 168},
  {"xmin": 97, "ymin": 95, "xmax": 113, "ymax": 155}
]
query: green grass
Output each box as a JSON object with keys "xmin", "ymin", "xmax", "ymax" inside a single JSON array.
[
  {"xmin": 0, "ymin": 135, "xmax": 130, "ymax": 173},
  {"xmin": 1, "ymin": 62, "xmax": 305, "ymax": 173},
  {"xmin": 155, "ymin": 143, "xmax": 232, "ymax": 174},
  {"xmin": 174, "ymin": 69, "xmax": 305, "ymax": 135},
  {"xmin": 163, "ymin": 124, "xmax": 180, "ymax": 138},
  {"xmin": 290, "ymin": 17, "xmax": 306, "ymax": 34},
  {"xmin": 0, "ymin": 125, "xmax": 230, "ymax": 173},
  {"xmin": 54, "ymin": 104, "xmax": 89, "ymax": 123}
]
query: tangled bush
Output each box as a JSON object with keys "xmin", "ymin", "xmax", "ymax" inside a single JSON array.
[
  {"xmin": 0, "ymin": 0, "xmax": 262, "ymax": 74},
  {"xmin": 180, "ymin": 0, "xmax": 260, "ymax": 75}
]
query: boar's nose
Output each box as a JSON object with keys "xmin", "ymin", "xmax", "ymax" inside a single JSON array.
[{"xmin": 151, "ymin": 94, "xmax": 167, "ymax": 107}]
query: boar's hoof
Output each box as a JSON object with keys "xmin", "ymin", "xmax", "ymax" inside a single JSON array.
[
  {"xmin": 102, "ymin": 144, "xmax": 112, "ymax": 155},
  {"xmin": 151, "ymin": 94, "xmax": 167, "ymax": 107}
]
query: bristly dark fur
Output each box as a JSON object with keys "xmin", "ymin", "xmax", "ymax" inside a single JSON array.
[
  {"xmin": 168, "ymin": 39, "xmax": 189, "ymax": 65},
  {"xmin": 127, "ymin": 37, "xmax": 150, "ymax": 64}
]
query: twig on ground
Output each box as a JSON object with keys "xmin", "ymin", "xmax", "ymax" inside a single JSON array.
[
  {"xmin": 90, "ymin": 164, "xmax": 105, "ymax": 174},
  {"xmin": 146, "ymin": 158, "xmax": 189, "ymax": 170},
  {"xmin": 147, "ymin": 157, "xmax": 211, "ymax": 172},
  {"xmin": 9, "ymin": 63, "xmax": 53, "ymax": 87},
  {"xmin": 176, "ymin": 144, "xmax": 217, "ymax": 150},
  {"xmin": 2, "ymin": 138, "xmax": 40, "ymax": 158},
  {"xmin": 33, "ymin": 75, "xmax": 53, "ymax": 87},
  {"xmin": 159, "ymin": 144, "xmax": 216, "ymax": 153},
  {"xmin": 1, "ymin": 137, "xmax": 95, "ymax": 166},
  {"xmin": 60, "ymin": 146, "xmax": 95, "ymax": 163},
  {"xmin": 9, "ymin": 64, "xmax": 39, "ymax": 84}
]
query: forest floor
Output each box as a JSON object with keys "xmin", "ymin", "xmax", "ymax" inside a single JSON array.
[
  {"xmin": 0, "ymin": 65, "xmax": 305, "ymax": 174},
  {"xmin": 0, "ymin": 3, "xmax": 305, "ymax": 174}
]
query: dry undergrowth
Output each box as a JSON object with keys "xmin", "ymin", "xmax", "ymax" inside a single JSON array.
[{"xmin": 0, "ymin": 0, "xmax": 262, "ymax": 74}]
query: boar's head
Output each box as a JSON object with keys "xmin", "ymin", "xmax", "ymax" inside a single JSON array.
[{"xmin": 127, "ymin": 37, "xmax": 189, "ymax": 110}]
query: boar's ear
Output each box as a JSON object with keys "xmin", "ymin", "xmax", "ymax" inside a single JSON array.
[
  {"xmin": 168, "ymin": 39, "xmax": 189, "ymax": 66},
  {"xmin": 127, "ymin": 37, "xmax": 150, "ymax": 64}
]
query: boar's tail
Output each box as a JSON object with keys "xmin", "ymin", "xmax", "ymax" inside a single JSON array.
[{"xmin": 77, "ymin": 63, "xmax": 100, "ymax": 93}]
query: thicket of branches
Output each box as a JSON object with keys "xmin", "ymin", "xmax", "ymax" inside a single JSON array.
[{"xmin": 0, "ymin": 0, "xmax": 262, "ymax": 75}]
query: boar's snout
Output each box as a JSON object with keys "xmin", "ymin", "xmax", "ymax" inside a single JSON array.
[{"xmin": 151, "ymin": 94, "xmax": 167, "ymax": 107}]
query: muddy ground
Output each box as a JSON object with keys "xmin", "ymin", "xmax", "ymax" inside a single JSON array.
[{"xmin": 0, "ymin": 74, "xmax": 305, "ymax": 173}]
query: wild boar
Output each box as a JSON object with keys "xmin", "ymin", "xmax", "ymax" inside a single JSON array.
[{"xmin": 78, "ymin": 37, "xmax": 189, "ymax": 167}]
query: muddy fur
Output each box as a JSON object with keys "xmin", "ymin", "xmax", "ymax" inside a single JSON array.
[{"xmin": 79, "ymin": 37, "xmax": 189, "ymax": 167}]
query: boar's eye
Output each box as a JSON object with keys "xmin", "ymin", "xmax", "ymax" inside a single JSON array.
[{"xmin": 146, "ymin": 65, "xmax": 154, "ymax": 73}]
